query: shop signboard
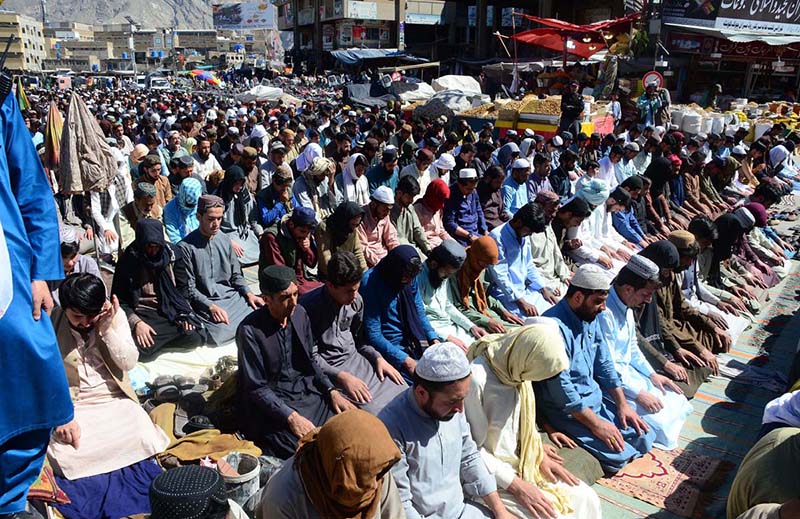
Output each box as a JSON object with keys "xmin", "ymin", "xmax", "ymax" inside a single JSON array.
[
  {"xmin": 212, "ymin": 2, "xmax": 277, "ymax": 30},
  {"xmin": 349, "ymin": 1, "xmax": 378, "ymax": 20},
  {"xmin": 664, "ymin": 0, "xmax": 800, "ymax": 35},
  {"xmin": 322, "ymin": 25, "xmax": 335, "ymax": 50},
  {"xmin": 339, "ymin": 23, "xmax": 353, "ymax": 46},
  {"xmin": 667, "ymin": 31, "xmax": 800, "ymax": 59}
]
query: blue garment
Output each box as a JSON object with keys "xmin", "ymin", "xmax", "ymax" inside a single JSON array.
[
  {"xmin": 612, "ymin": 206, "xmax": 646, "ymax": 244},
  {"xmin": 0, "ymin": 93, "xmax": 72, "ymax": 448},
  {"xmin": 359, "ymin": 267, "xmax": 439, "ymax": 371},
  {"xmin": 670, "ymin": 176, "xmax": 686, "ymax": 206},
  {"xmin": 486, "ymin": 222, "xmax": 549, "ymax": 316},
  {"xmin": 257, "ymin": 187, "xmax": 298, "ymax": 229},
  {"xmin": 366, "ymin": 163, "xmax": 399, "ymax": 194},
  {"xmin": 443, "ymin": 184, "xmax": 487, "ymax": 246},
  {"xmin": 0, "ymin": 428, "xmax": 51, "ymax": 514},
  {"xmin": 763, "ymin": 226, "xmax": 796, "ymax": 259},
  {"xmin": 526, "ymin": 173, "xmax": 553, "ymax": 202},
  {"xmin": 502, "ymin": 176, "xmax": 528, "ymax": 217},
  {"xmin": 536, "ymin": 299, "xmax": 655, "ymax": 473},
  {"xmin": 55, "ymin": 459, "xmax": 163, "ymax": 519},
  {"xmin": 162, "ymin": 198, "xmax": 199, "ymax": 243}
]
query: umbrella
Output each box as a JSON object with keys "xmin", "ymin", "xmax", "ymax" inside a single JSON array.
[
  {"xmin": 190, "ymin": 69, "xmax": 221, "ymax": 85},
  {"xmin": 15, "ymin": 76, "xmax": 29, "ymax": 111},
  {"xmin": 43, "ymin": 101, "xmax": 63, "ymax": 190},
  {"xmin": 59, "ymin": 92, "xmax": 118, "ymax": 194}
]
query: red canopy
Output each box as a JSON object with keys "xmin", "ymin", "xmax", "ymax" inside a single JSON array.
[{"xmin": 511, "ymin": 12, "xmax": 641, "ymax": 59}]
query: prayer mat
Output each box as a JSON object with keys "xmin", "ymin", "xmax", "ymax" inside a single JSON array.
[{"xmin": 597, "ymin": 448, "xmax": 732, "ymax": 518}]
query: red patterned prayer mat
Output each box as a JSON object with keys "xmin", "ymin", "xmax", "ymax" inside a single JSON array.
[{"xmin": 597, "ymin": 448, "xmax": 732, "ymax": 518}]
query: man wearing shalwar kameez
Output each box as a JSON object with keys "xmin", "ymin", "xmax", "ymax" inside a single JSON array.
[
  {"xmin": 566, "ymin": 180, "xmax": 630, "ymax": 272},
  {"xmin": 379, "ymin": 342, "xmax": 516, "ymax": 519},
  {"xmin": 417, "ymin": 240, "xmax": 487, "ymax": 351},
  {"xmin": 299, "ymin": 251, "xmax": 407, "ymax": 416},
  {"xmin": 175, "ymin": 195, "xmax": 264, "ymax": 345},
  {"xmin": 488, "ymin": 203, "xmax": 556, "ymax": 318},
  {"xmin": 529, "ymin": 191, "xmax": 572, "ymax": 298},
  {"xmin": 0, "ymin": 93, "xmax": 73, "ymax": 516},
  {"xmin": 597, "ymin": 256, "xmax": 692, "ymax": 451},
  {"xmin": 465, "ymin": 320, "xmax": 603, "ymax": 519},
  {"xmin": 537, "ymin": 265, "xmax": 656, "ymax": 474},
  {"xmin": 237, "ymin": 265, "xmax": 355, "ymax": 459}
]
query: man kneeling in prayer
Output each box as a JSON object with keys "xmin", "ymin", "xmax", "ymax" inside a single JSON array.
[
  {"xmin": 597, "ymin": 255, "xmax": 692, "ymax": 451},
  {"xmin": 465, "ymin": 319, "xmax": 602, "ymax": 519},
  {"xmin": 537, "ymin": 265, "xmax": 656, "ymax": 475},
  {"xmin": 236, "ymin": 265, "xmax": 355, "ymax": 459},
  {"xmin": 379, "ymin": 342, "xmax": 517, "ymax": 519}
]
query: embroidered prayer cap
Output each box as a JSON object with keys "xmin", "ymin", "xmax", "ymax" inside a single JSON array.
[
  {"xmin": 197, "ymin": 194, "xmax": 224, "ymax": 213},
  {"xmin": 731, "ymin": 145, "xmax": 747, "ymax": 157},
  {"xmin": 459, "ymin": 168, "xmax": 478, "ymax": 180},
  {"xmin": 416, "ymin": 342, "xmax": 471, "ymax": 383},
  {"xmin": 534, "ymin": 190, "xmax": 560, "ymax": 204},
  {"xmin": 290, "ymin": 206, "xmax": 317, "ymax": 227},
  {"xmin": 134, "ymin": 182, "xmax": 158, "ymax": 199},
  {"xmin": 734, "ymin": 206, "xmax": 756, "ymax": 230},
  {"xmin": 624, "ymin": 255, "xmax": 660, "ymax": 282},
  {"xmin": 371, "ymin": 186, "xmax": 395, "ymax": 205},
  {"xmin": 512, "ymin": 158, "xmax": 531, "ymax": 170},
  {"xmin": 524, "ymin": 128, "xmax": 535, "ymax": 138},
  {"xmin": 429, "ymin": 239, "xmax": 467, "ymax": 269},
  {"xmin": 259, "ymin": 265, "xmax": 297, "ymax": 295},
  {"xmin": 382, "ymin": 146, "xmax": 398, "ymax": 162},
  {"xmin": 624, "ymin": 142, "xmax": 640, "ymax": 152},
  {"xmin": 668, "ymin": 230, "xmax": 696, "ymax": 250},
  {"xmin": 149, "ymin": 465, "xmax": 228, "ymax": 519},
  {"xmin": 433, "ymin": 153, "xmax": 456, "ymax": 171},
  {"xmin": 570, "ymin": 264, "xmax": 612, "ymax": 291}
]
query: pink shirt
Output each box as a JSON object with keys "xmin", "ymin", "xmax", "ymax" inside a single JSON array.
[
  {"xmin": 357, "ymin": 204, "xmax": 400, "ymax": 267},
  {"xmin": 414, "ymin": 202, "xmax": 450, "ymax": 248}
]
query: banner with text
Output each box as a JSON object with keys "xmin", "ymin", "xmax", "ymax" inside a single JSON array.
[{"xmin": 213, "ymin": 2, "xmax": 277, "ymax": 30}]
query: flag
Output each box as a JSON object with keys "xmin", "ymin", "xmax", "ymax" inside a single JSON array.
[{"xmin": 15, "ymin": 77, "xmax": 29, "ymax": 111}]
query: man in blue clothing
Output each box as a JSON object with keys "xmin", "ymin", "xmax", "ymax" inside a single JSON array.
[
  {"xmin": 444, "ymin": 168, "xmax": 487, "ymax": 247},
  {"xmin": 613, "ymin": 176, "xmax": 651, "ymax": 248},
  {"xmin": 360, "ymin": 245, "xmax": 441, "ymax": 380},
  {"xmin": 366, "ymin": 146, "xmax": 399, "ymax": 194},
  {"xmin": 1, "ymin": 93, "xmax": 73, "ymax": 516},
  {"xmin": 501, "ymin": 158, "xmax": 530, "ymax": 217},
  {"xmin": 488, "ymin": 202, "xmax": 557, "ymax": 318},
  {"xmin": 536, "ymin": 265, "xmax": 655, "ymax": 475}
]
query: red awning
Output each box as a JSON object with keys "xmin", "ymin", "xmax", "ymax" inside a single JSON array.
[{"xmin": 510, "ymin": 12, "xmax": 641, "ymax": 59}]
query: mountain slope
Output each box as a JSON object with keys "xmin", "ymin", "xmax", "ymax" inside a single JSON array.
[{"xmin": 2, "ymin": 0, "xmax": 214, "ymax": 29}]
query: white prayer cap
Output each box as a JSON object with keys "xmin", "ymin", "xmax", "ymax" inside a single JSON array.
[
  {"xmin": 237, "ymin": 107, "xmax": 248, "ymax": 116},
  {"xmin": 731, "ymin": 145, "xmax": 747, "ymax": 156},
  {"xmin": 624, "ymin": 255, "xmax": 660, "ymax": 282},
  {"xmin": 571, "ymin": 264, "xmax": 611, "ymax": 291},
  {"xmin": 734, "ymin": 206, "xmax": 756, "ymax": 230},
  {"xmin": 371, "ymin": 186, "xmax": 395, "ymax": 205},
  {"xmin": 60, "ymin": 226, "xmax": 78, "ymax": 244},
  {"xmin": 523, "ymin": 128, "xmax": 535, "ymax": 138},
  {"xmin": 250, "ymin": 125, "xmax": 268, "ymax": 140},
  {"xmin": 459, "ymin": 168, "xmax": 478, "ymax": 180},
  {"xmin": 433, "ymin": 153, "xmax": 456, "ymax": 171},
  {"xmin": 206, "ymin": 109, "xmax": 217, "ymax": 121},
  {"xmin": 512, "ymin": 158, "xmax": 531, "ymax": 170},
  {"xmin": 506, "ymin": 129, "xmax": 518, "ymax": 136},
  {"xmin": 552, "ymin": 136, "xmax": 564, "ymax": 147},
  {"xmin": 416, "ymin": 342, "xmax": 471, "ymax": 383}
]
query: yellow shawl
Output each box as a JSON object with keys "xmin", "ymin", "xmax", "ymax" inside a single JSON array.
[{"xmin": 467, "ymin": 318, "xmax": 572, "ymax": 514}]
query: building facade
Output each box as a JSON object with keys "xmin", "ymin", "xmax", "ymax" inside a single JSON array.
[{"xmin": 0, "ymin": 11, "xmax": 46, "ymax": 72}]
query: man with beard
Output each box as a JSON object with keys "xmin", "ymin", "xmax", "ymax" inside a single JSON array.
[
  {"xmin": 643, "ymin": 233, "xmax": 730, "ymax": 371},
  {"xmin": 529, "ymin": 191, "xmax": 572, "ymax": 299},
  {"xmin": 559, "ymin": 81, "xmax": 584, "ymax": 136},
  {"xmin": 536, "ymin": 265, "xmax": 655, "ymax": 474},
  {"xmin": 133, "ymin": 155, "xmax": 173, "ymax": 210},
  {"xmin": 597, "ymin": 255, "xmax": 692, "ymax": 451},
  {"xmin": 526, "ymin": 153, "xmax": 554, "ymax": 200},
  {"xmin": 259, "ymin": 207, "xmax": 323, "ymax": 296},
  {"xmin": 379, "ymin": 342, "xmax": 516, "ymax": 519},
  {"xmin": 192, "ymin": 137, "xmax": 223, "ymax": 183},
  {"xmin": 477, "ymin": 165, "xmax": 509, "ymax": 232},
  {"xmin": 549, "ymin": 149, "xmax": 579, "ymax": 201},
  {"xmin": 635, "ymin": 240, "xmax": 713, "ymax": 399},
  {"xmin": 118, "ymin": 182, "xmax": 162, "ymax": 252},
  {"xmin": 471, "ymin": 141, "xmax": 496, "ymax": 178},
  {"xmin": 417, "ymin": 240, "xmax": 487, "ymax": 353}
]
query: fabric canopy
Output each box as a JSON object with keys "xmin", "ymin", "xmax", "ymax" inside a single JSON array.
[
  {"xmin": 331, "ymin": 48, "xmax": 421, "ymax": 65},
  {"xmin": 512, "ymin": 12, "xmax": 641, "ymax": 59},
  {"xmin": 665, "ymin": 22, "xmax": 800, "ymax": 45}
]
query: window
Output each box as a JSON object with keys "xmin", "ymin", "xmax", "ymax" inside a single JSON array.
[{"xmin": 365, "ymin": 27, "xmax": 380, "ymax": 40}]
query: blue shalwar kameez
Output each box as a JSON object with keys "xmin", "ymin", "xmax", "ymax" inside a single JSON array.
[
  {"xmin": 0, "ymin": 94, "xmax": 73, "ymax": 513},
  {"xmin": 537, "ymin": 299, "xmax": 655, "ymax": 474}
]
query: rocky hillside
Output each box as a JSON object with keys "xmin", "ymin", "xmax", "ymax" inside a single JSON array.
[{"xmin": 2, "ymin": 0, "xmax": 215, "ymax": 29}]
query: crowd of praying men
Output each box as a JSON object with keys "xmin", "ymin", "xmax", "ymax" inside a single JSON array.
[{"xmin": 29, "ymin": 84, "xmax": 800, "ymax": 519}]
